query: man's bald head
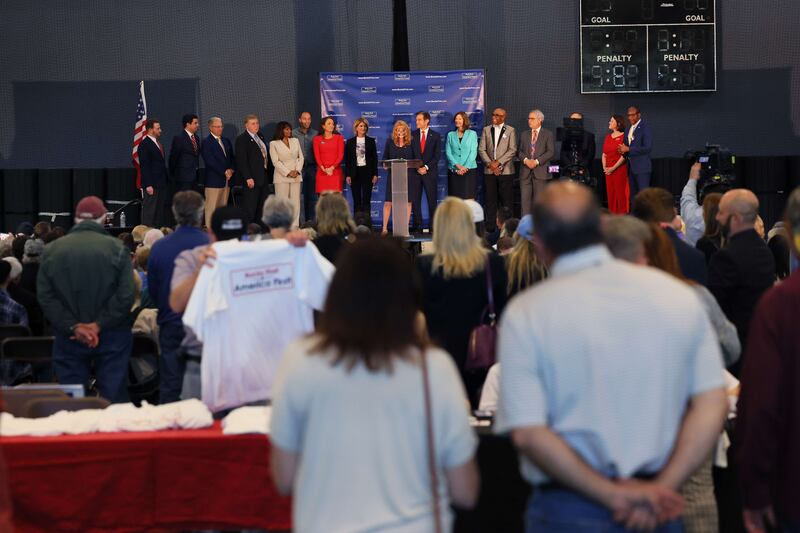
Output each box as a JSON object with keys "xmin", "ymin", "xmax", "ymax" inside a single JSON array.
[
  {"xmin": 533, "ymin": 181, "xmax": 603, "ymax": 258},
  {"xmin": 717, "ymin": 188, "xmax": 760, "ymax": 237}
]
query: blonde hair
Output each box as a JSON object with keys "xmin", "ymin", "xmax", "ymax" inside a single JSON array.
[
  {"xmin": 430, "ymin": 197, "xmax": 487, "ymax": 278},
  {"xmin": 505, "ymin": 233, "xmax": 548, "ymax": 295},
  {"xmin": 353, "ymin": 117, "xmax": 370, "ymax": 135},
  {"xmin": 392, "ymin": 120, "xmax": 412, "ymax": 147},
  {"xmin": 316, "ymin": 192, "xmax": 356, "ymax": 236}
]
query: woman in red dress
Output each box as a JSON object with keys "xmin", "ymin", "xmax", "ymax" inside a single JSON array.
[
  {"xmin": 313, "ymin": 116, "xmax": 345, "ymax": 194},
  {"xmin": 602, "ymin": 114, "xmax": 630, "ymax": 214}
]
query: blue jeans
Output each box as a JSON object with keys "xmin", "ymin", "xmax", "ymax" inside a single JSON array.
[
  {"xmin": 526, "ymin": 489, "xmax": 684, "ymax": 533},
  {"xmin": 158, "ymin": 321, "xmax": 186, "ymax": 404},
  {"xmin": 53, "ymin": 328, "xmax": 132, "ymax": 403},
  {"xmin": 302, "ymin": 165, "xmax": 317, "ymax": 222}
]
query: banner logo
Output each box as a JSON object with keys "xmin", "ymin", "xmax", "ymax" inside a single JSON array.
[
  {"xmin": 462, "ymin": 96, "xmax": 479, "ymax": 104},
  {"xmin": 462, "ymin": 72, "xmax": 479, "ymax": 79},
  {"xmin": 328, "ymin": 98, "xmax": 344, "ymax": 106},
  {"xmin": 360, "ymin": 86, "xmax": 377, "ymax": 93},
  {"xmin": 394, "ymin": 98, "xmax": 411, "ymax": 106},
  {"xmin": 428, "ymin": 85, "xmax": 444, "ymax": 92},
  {"xmin": 326, "ymin": 74, "xmax": 343, "ymax": 81},
  {"xmin": 362, "ymin": 111, "xmax": 378, "ymax": 119},
  {"xmin": 394, "ymin": 73, "xmax": 411, "ymax": 81}
]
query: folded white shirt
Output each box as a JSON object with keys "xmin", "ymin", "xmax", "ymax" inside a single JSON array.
[{"xmin": 222, "ymin": 406, "xmax": 272, "ymax": 435}]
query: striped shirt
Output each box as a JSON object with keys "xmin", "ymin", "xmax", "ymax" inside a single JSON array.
[{"xmin": 495, "ymin": 245, "xmax": 725, "ymax": 484}]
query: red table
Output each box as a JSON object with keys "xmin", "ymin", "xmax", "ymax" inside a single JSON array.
[{"xmin": 1, "ymin": 422, "xmax": 292, "ymax": 532}]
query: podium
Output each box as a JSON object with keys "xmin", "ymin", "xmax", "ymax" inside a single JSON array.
[{"xmin": 381, "ymin": 158, "xmax": 422, "ymax": 237}]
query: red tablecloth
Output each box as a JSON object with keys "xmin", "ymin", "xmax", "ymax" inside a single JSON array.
[{"xmin": 0, "ymin": 421, "xmax": 292, "ymax": 532}]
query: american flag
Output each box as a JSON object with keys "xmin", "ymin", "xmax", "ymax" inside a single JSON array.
[{"xmin": 131, "ymin": 81, "xmax": 147, "ymax": 188}]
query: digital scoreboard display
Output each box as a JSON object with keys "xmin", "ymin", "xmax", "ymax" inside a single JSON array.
[{"xmin": 580, "ymin": 0, "xmax": 717, "ymax": 93}]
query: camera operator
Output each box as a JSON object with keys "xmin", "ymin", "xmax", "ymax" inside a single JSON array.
[{"xmin": 557, "ymin": 112, "xmax": 595, "ymax": 186}]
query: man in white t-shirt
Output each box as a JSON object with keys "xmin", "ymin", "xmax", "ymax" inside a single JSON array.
[{"xmin": 182, "ymin": 216, "xmax": 334, "ymax": 412}]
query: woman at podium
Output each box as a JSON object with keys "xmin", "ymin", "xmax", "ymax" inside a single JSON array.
[
  {"xmin": 313, "ymin": 116, "xmax": 345, "ymax": 194},
  {"xmin": 381, "ymin": 120, "xmax": 414, "ymax": 235}
]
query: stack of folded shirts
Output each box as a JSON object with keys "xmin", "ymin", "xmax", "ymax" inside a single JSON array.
[{"xmin": 221, "ymin": 406, "xmax": 272, "ymax": 435}]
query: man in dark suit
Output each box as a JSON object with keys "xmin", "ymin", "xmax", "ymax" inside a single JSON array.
[
  {"xmin": 618, "ymin": 106, "xmax": 653, "ymax": 201},
  {"xmin": 138, "ymin": 118, "xmax": 169, "ymax": 227},
  {"xmin": 168, "ymin": 113, "xmax": 200, "ymax": 193},
  {"xmin": 410, "ymin": 111, "xmax": 442, "ymax": 231},
  {"xmin": 199, "ymin": 116, "xmax": 235, "ymax": 228},
  {"xmin": 559, "ymin": 112, "xmax": 596, "ymax": 181},
  {"xmin": 632, "ymin": 187, "xmax": 708, "ymax": 285},
  {"xmin": 708, "ymin": 189, "xmax": 775, "ymax": 375},
  {"xmin": 234, "ymin": 114, "xmax": 270, "ymax": 224},
  {"xmin": 517, "ymin": 109, "xmax": 555, "ymax": 216}
]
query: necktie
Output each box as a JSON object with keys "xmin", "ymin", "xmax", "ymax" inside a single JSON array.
[
  {"xmin": 491, "ymin": 128, "xmax": 497, "ymax": 159},
  {"xmin": 530, "ymin": 129, "xmax": 538, "ymax": 157},
  {"xmin": 421, "ymin": 130, "xmax": 427, "ymax": 154},
  {"xmin": 190, "ymin": 134, "xmax": 198, "ymax": 154},
  {"xmin": 157, "ymin": 140, "xmax": 164, "ymax": 158},
  {"xmin": 628, "ymin": 124, "xmax": 636, "ymax": 144},
  {"xmin": 254, "ymin": 135, "xmax": 268, "ymax": 168},
  {"xmin": 216, "ymin": 137, "xmax": 226, "ymax": 157}
]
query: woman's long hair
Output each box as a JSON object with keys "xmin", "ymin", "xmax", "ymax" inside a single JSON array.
[
  {"xmin": 505, "ymin": 233, "xmax": 548, "ymax": 295},
  {"xmin": 429, "ymin": 197, "xmax": 487, "ymax": 279},
  {"xmin": 314, "ymin": 237, "xmax": 427, "ymax": 372},
  {"xmin": 316, "ymin": 192, "xmax": 356, "ymax": 236}
]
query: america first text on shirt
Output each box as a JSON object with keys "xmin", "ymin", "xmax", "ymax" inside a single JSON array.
[{"xmin": 229, "ymin": 262, "xmax": 295, "ymax": 297}]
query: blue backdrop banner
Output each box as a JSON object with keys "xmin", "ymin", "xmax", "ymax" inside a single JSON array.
[{"xmin": 319, "ymin": 69, "xmax": 486, "ymax": 227}]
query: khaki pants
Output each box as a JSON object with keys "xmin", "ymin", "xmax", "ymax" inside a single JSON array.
[
  {"xmin": 204, "ymin": 186, "xmax": 229, "ymax": 228},
  {"xmin": 274, "ymin": 181, "xmax": 302, "ymax": 229}
]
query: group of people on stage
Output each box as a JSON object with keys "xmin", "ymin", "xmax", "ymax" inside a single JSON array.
[{"xmin": 137, "ymin": 105, "xmax": 653, "ymax": 234}]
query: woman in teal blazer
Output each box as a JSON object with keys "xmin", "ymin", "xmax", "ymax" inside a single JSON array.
[{"xmin": 445, "ymin": 111, "xmax": 479, "ymax": 199}]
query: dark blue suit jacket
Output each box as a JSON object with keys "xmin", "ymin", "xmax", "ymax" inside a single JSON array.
[
  {"xmin": 200, "ymin": 134, "xmax": 235, "ymax": 188},
  {"xmin": 168, "ymin": 132, "xmax": 200, "ymax": 183},
  {"xmin": 623, "ymin": 120, "xmax": 653, "ymax": 174},
  {"xmin": 411, "ymin": 129, "xmax": 442, "ymax": 172},
  {"xmin": 138, "ymin": 136, "xmax": 168, "ymax": 188},
  {"xmin": 666, "ymin": 227, "xmax": 707, "ymax": 286}
]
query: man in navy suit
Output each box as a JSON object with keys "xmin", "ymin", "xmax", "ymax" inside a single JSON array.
[
  {"xmin": 199, "ymin": 116, "xmax": 235, "ymax": 228},
  {"xmin": 410, "ymin": 111, "xmax": 442, "ymax": 231},
  {"xmin": 633, "ymin": 187, "xmax": 708, "ymax": 286},
  {"xmin": 139, "ymin": 118, "xmax": 169, "ymax": 227},
  {"xmin": 168, "ymin": 114, "xmax": 200, "ymax": 193},
  {"xmin": 619, "ymin": 106, "xmax": 653, "ymax": 203}
]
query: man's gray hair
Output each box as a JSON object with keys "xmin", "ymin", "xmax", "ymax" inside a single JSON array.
[
  {"xmin": 207, "ymin": 116, "xmax": 222, "ymax": 126},
  {"xmin": 262, "ymin": 195, "xmax": 296, "ymax": 230},
  {"xmin": 603, "ymin": 215, "xmax": 651, "ymax": 263},
  {"xmin": 171, "ymin": 191, "xmax": 205, "ymax": 227},
  {"xmin": 530, "ymin": 109, "xmax": 544, "ymax": 121}
]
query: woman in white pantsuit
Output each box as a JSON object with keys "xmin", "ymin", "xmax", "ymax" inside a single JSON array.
[{"xmin": 269, "ymin": 121, "xmax": 304, "ymax": 228}]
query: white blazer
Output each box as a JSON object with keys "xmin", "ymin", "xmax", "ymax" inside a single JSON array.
[{"xmin": 269, "ymin": 138, "xmax": 304, "ymax": 184}]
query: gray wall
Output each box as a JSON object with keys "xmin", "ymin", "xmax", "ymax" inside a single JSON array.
[{"xmin": 1, "ymin": 0, "xmax": 798, "ymax": 168}]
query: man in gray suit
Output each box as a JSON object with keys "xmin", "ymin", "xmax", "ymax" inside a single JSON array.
[
  {"xmin": 479, "ymin": 107, "xmax": 517, "ymax": 231},
  {"xmin": 517, "ymin": 109, "xmax": 555, "ymax": 215}
]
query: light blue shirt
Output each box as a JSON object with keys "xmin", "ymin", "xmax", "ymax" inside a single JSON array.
[
  {"xmin": 445, "ymin": 129, "xmax": 478, "ymax": 170},
  {"xmin": 680, "ymin": 179, "xmax": 706, "ymax": 246},
  {"xmin": 292, "ymin": 126, "xmax": 317, "ymax": 166},
  {"xmin": 496, "ymin": 245, "xmax": 725, "ymax": 484}
]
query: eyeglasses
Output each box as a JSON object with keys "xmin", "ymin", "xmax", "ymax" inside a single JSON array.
[{"xmin": 491, "ymin": 113, "xmax": 504, "ymax": 117}]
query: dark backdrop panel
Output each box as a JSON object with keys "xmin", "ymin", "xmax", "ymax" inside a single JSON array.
[
  {"xmin": 0, "ymin": 0, "xmax": 393, "ymax": 170},
  {"xmin": 406, "ymin": 0, "xmax": 800, "ymax": 158}
]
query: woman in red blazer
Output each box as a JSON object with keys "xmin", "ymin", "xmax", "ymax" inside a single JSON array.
[{"xmin": 313, "ymin": 116, "xmax": 345, "ymax": 194}]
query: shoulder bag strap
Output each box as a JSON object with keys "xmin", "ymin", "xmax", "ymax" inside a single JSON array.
[
  {"xmin": 422, "ymin": 351, "xmax": 443, "ymax": 533},
  {"xmin": 484, "ymin": 255, "xmax": 496, "ymax": 325}
]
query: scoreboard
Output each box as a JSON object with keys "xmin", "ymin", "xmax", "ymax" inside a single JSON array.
[{"xmin": 580, "ymin": 0, "xmax": 717, "ymax": 93}]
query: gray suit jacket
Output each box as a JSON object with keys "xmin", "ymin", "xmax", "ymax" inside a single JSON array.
[
  {"xmin": 517, "ymin": 128, "xmax": 555, "ymax": 181},
  {"xmin": 478, "ymin": 124, "xmax": 517, "ymax": 175}
]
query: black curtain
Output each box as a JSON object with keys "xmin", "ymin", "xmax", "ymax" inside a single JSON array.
[{"xmin": 392, "ymin": 0, "xmax": 410, "ymax": 71}]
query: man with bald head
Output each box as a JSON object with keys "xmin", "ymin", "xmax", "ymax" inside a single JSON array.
[
  {"xmin": 478, "ymin": 107, "xmax": 517, "ymax": 232},
  {"xmin": 497, "ymin": 182, "xmax": 728, "ymax": 532},
  {"xmin": 200, "ymin": 116, "xmax": 235, "ymax": 228},
  {"xmin": 708, "ymin": 188, "xmax": 775, "ymax": 375}
]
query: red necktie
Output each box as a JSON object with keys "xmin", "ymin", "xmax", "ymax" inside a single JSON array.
[
  {"xmin": 421, "ymin": 130, "xmax": 427, "ymax": 154},
  {"xmin": 190, "ymin": 135, "xmax": 198, "ymax": 154},
  {"xmin": 157, "ymin": 141, "xmax": 164, "ymax": 157}
]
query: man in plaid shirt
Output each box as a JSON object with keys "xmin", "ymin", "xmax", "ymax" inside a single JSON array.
[{"xmin": 0, "ymin": 260, "xmax": 28, "ymax": 326}]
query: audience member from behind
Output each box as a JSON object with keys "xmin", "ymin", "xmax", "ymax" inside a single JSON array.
[
  {"xmin": 680, "ymin": 162, "xmax": 708, "ymax": 246},
  {"xmin": 262, "ymin": 195, "xmax": 296, "ymax": 240},
  {"xmin": 270, "ymin": 237, "xmax": 479, "ymax": 532},
  {"xmin": 20, "ymin": 238, "xmax": 43, "ymax": 294},
  {"xmin": 497, "ymin": 181, "xmax": 728, "ymax": 532},
  {"xmin": 11, "ymin": 235, "xmax": 27, "ymax": 263},
  {"xmin": 42, "ymin": 227, "xmax": 65, "ymax": 244},
  {"xmin": 33, "ymin": 221, "xmax": 51, "ymax": 240},
  {"xmin": 736, "ymin": 186, "xmax": 800, "ymax": 533},
  {"xmin": 0, "ymin": 260, "xmax": 28, "ymax": 327},
  {"xmin": 2, "ymin": 256, "xmax": 43, "ymax": 335},
  {"xmin": 37, "ymin": 196, "xmax": 135, "ymax": 403},
  {"xmin": 415, "ymin": 197, "xmax": 508, "ymax": 407},
  {"xmin": 505, "ymin": 231, "xmax": 548, "ymax": 298},
  {"xmin": 694, "ymin": 192, "xmax": 723, "ymax": 265},
  {"xmin": 146, "ymin": 191, "xmax": 209, "ymax": 404},
  {"xmin": 314, "ymin": 192, "xmax": 356, "ymax": 264},
  {"xmin": 633, "ymin": 187, "xmax": 707, "ymax": 285},
  {"xmin": 708, "ymin": 188, "xmax": 775, "ymax": 375}
]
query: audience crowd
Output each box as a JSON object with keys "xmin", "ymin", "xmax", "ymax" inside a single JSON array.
[{"xmin": 1, "ymin": 152, "xmax": 799, "ymax": 533}]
